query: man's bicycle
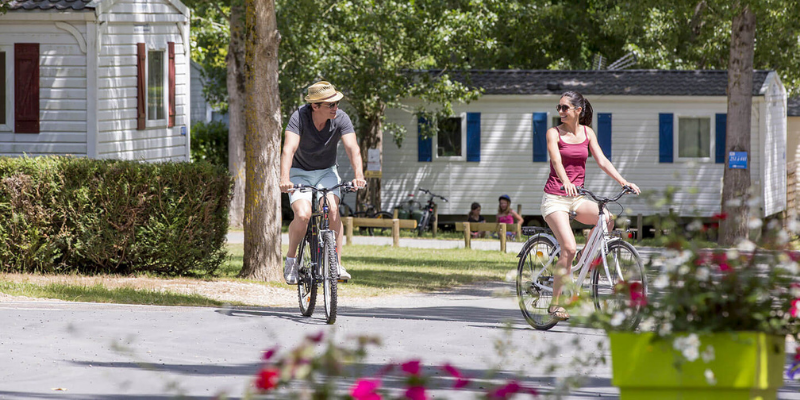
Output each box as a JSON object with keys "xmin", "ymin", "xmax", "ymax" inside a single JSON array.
[
  {"xmin": 416, "ymin": 188, "xmax": 448, "ymax": 236},
  {"xmin": 516, "ymin": 186, "xmax": 646, "ymax": 331},
  {"xmin": 293, "ymin": 182, "xmax": 359, "ymax": 324}
]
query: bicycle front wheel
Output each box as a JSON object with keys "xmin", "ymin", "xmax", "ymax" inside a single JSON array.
[
  {"xmin": 516, "ymin": 236, "xmax": 559, "ymax": 330},
  {"xmin": 321, "ymin": 231, "xmax": 338, "ymax": 324},
  {"xmin": 591, "ymin": 240, "xmax": 646, "ymax": 330},
  {"xmin": 417, "ymin": 212, "xmax": 430, "ymax": 236},
  {"xmin": 297, "ymin": 237, "xmax": 317, "ymax": 317}
]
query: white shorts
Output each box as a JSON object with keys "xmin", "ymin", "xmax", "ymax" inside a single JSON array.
[
  {"xmin": 288, "ymin": 166, "xmax": 341, "ymax": 205},
  {"xmin": 540, "ymin": 193, "xmax": 589, "ymax": 218}
]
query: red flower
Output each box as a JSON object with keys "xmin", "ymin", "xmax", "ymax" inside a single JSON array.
[
  {"xmin": 791, "ymin": 299, "xmax": 800, "ymax": 318},
  {"xmin": 262, "ymin": 346, "xmax": 278, "ymax": 361},
  {"xmin": 719, "ymin": 263, "xmax": 731, "ymax": 272},
  {"xmin": 254, "ymin": 368, "xmax": 279, "ymax": 391},
  {"xmin": 404, "ymin": 385, "xmax": 427, "ymax": 400},
  {"xmin": 629, "ymin": 281, "xmax": 647, "ymax": 307},
  {"xmin": 712, "ymin": 213, "xmax": 728, "ymax": 221},
  {"xmin": 401, "ymin": 360, "xmax": 421, "ymax": 375},
  {"xmin": 351, "ymin": 378, "xmax": 382, "ymax": 400},
  {"xmin": 795, "ymin": 346, "xmax": 800, "ymax": 362}
]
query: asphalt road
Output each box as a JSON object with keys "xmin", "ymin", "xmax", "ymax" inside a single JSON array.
[{"xmin": 3, "ymin": 281, "xmax": 800, "ymax": 400}]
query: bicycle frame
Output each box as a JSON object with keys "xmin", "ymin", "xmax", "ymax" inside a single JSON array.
[
  {"xmin": 530, "ymin": 205, "xmax": 619, "ymax": 295},
  {"xmin": 300, "ymin": 187, "xmax": 339, "ymax": 279}
]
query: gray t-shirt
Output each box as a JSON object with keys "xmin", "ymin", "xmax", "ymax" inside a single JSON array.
[{"xmin": 286, "ymin": 105, "xmax": 355, "ymax": 171}]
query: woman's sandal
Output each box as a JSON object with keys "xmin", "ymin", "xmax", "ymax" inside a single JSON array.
[{"xmin": 548, "ymin": 306, "xmax": 570, "ymax": 321}]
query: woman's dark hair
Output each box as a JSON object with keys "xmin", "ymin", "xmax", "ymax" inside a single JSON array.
[
  {"xmin": 471, "ymin": 202, "xmax": 481, "ymax": 211},
  {"xmin": 561, "ymin": 91, "xmax": 593, "ymax": 126}
]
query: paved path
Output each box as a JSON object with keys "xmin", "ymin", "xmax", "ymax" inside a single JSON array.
[{"xmin": 2, "ymin": 282, "xmax": 800, "ymax": 399}]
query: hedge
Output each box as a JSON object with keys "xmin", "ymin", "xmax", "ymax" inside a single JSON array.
[{"xmin": 0, "ymin": 156, "xmax": 232, "ymax": 276}]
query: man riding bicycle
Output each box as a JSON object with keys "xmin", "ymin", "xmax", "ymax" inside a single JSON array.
[{"xmin": 279, "ymin": 81, "xmax": 366, "ymax": 284}]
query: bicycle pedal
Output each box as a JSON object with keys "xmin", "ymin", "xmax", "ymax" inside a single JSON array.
[{"xmin": 337, "ymin": 279, "xmax": 349, "ymax": 283}]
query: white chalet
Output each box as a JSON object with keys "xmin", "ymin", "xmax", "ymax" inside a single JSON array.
[
  {"xmin": 1, "ymin": 0, "xmax": 191, "ymax": 161},
  {"xmin": 339, "ymin": 70, "xmax": 788, "ymax": 221}
]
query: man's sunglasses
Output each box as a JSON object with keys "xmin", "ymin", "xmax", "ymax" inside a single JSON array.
[
  {"xmin": 318, "ymin": 102, "xmax": 339, "ymax": 109},
  {"xmin": 556, "ymin": 105, "xmax": 576, "ymax": 112}
]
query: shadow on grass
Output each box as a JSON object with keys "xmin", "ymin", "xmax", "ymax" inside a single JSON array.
[{"xmin": 0, "ymin": 282, "xmax": 226, "ymax": 307}]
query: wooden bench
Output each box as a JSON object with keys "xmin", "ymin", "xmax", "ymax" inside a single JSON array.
[
  {"xmin": 344, "ymin": 217, "xmax": 418, "ymax": 247},
  {"xmin": 455, "ymin": 222, "xmax": 522, "ymax": 252}
]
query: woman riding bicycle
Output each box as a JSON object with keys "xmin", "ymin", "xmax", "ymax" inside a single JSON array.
[{"xmin": 542, "ymin": 91, "xmax": 640, "ymax": 321}]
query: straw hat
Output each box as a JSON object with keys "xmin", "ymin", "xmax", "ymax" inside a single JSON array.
[{"xmin": 304, "ymin": 81, "xmax": 344, "ymax": 103}]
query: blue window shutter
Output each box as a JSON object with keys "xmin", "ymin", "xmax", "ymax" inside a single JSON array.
[
  {"xmin": 466, "ymin": 112, "xmax": 480, "ymax": 162},
  {"xmin": 715, "ymin": 113, "xmax": 726, "ymax": 164},
  {"xmin": 597, "ymin": 113, "xmax": 612, "ymax": 161},
  {"xmin": 532, "ymin": 112, "xmax": 548, "ymax": 162},
  {"xmin": 417, "ymin": 116, "xmax": 432, "ymax": 162},
  {"xmin": 658, "ymin": 113, "xmax": 673, "ymax": 163}
]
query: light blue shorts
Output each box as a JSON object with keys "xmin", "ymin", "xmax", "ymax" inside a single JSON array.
[{"xmin": 288, "ymin": 166, "xmax": 341, "ymax": 205}]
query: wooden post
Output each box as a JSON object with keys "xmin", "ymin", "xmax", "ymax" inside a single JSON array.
[
  {"xmin": 463, "ymin": 222, "xmax": 471, "ymax": 249},
  {"xmin": 345, "ymin": 216, "xmax": 353, "ymax": 246},
  {"xmin": 637, "ymin": 213, "xmax": 643, "ymax": 243},
  {"xmin": 432, "ymin": 203, "xmax": 439, "ymax": 237},
  {"xmin": 393, "ymin": 208, "xmax": 398, "ymax": 219},
  {"xmin": 500, "ymin": 223, "xmax": 507, "ymax": 252},
  {"xmin": 392, "ymin": 219, "xmax": 400, "ymax": 247},
  {"xmin": 655, "ymin": 213, "xmax": 662, "ymax": 238},
  {"xmin": 515, "ymin": 204, "xmax": 523, "ymax": 241}
]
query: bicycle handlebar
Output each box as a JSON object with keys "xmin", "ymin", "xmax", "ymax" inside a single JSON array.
[
  {"xmin": 418, "ymin": 187, "xmax": 449, "ymax": 202},
  {"xmin": 293, "ymin": 181, "xmax": 364, "ymax": 193},
  {"xmin": 560, "ymin": 185, "xmax": 636, "ymax": 204}
]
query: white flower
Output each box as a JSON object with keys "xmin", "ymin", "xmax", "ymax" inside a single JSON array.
[
  {"xmin": 638, "ymin": 318, "xmax": 656, "ymax": 332},
  {"xmin": 678, "ymin": 265, "xmax": 690, "ymax": 275},
  {"xmin": 687, "ymin": 220, "xmax": 703, "ymax": 231},
  {"xmin": 701, "ymin": 345, "xmax": 715, "ymax": 363},
  {"xmin": 736, "ymin": 239, "xmax": 756, "ymax": 252},
  {"xmin": 776, "ymin": 230, "xmax": 790, "ymax": 245},
  {"xmin": 747, "ymin": 196, "xmax": 761, "ymax": 208},
  {"xmin": 610, "ymin": 312, "xmax": 626, "ymax": 327},
  {"xmin": 748, "ymin": 218, "xmax": 763, "ymax": 230},
  {"xmin": 658, "ymin": 322, "xmax": 673, "ymax": 336},
  {"xmin": 653, "ymin": 274, "xmax": 669, "ymax": 289},
  {"xmin": 725, "ymin": 198, "xmax": 743, "ymax": 207},
  {"xmin": 782, "ymin": 261, "xmax": 800, "ymax": 276},
  {"xmin": 673, "ymin": 334, "xmax": 701, "ymax": 362},
  {"xmin": 788, "ymin": 219, "xmax": 800, "ymax": 234},
  {"xmin": 505, "ymin": 269, "xmax": 516, "ymax": 282},
  {"xmin": 726, "ymin": 249, "xmax": 739, "ymax": 260},
  {"xmin": 696, "ymin": 267, "xmax": 710, "ymax": 281},
  {"xmin": 705, "ymin": 369, "xmax": 716, "ymax": 385},
  {"xmin": 791, "ymin": 285, "xmax": 800, "ymax": 298}
]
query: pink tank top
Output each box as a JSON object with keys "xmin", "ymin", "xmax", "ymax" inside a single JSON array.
[
  {"xmin": 543, "ymin": 126, "xmax": 589, "ymax": 196},
  {"xmin": 497, "ymin": 214, "xmax": 514, "ymax": 224}
]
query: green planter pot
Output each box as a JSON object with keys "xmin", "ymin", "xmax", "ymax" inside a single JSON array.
[{"xmin": 609, "ymin": 332, "xmax": 785, "ymax": 400}]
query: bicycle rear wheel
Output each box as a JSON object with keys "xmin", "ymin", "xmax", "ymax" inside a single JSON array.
[
  {"xmin": 591, "ymin": 240, "xmax": 646, "ymax": 330},
  {"xmin": 297, "ymin": 236, "xmax": 317, "ymax": 317},
  {"xmin": 516, "ymin": 236, "xmax": 559, "ymax": 330},
  {"xmin": 353, "ymin": 211, "xmax": 376, "ymax": 236},
  {"xmin": 321, "ymin": 231, "xmax": 338, "ymax": 324}
]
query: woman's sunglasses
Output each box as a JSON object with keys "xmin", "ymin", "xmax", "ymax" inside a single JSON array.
[{"xmin": 556, "ymin": 105, "xmax": 576, "ymax": 112}]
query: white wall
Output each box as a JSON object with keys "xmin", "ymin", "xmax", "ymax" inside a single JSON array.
[
  {"xmin": 96, "ymin": 0, "xmax": 189, "ymax": 162},
  {"xmin": 340, "ymin": 94, "xmax": 773, "ymax": 218},
  {"xmin": 0, "ymin": 22, "xmax": 88, "ymax": 157}
]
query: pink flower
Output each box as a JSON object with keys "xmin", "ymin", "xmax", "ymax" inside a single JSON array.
[
  {"xmin": 401, "ymin": 360, "xmax": 421, "ymax": 375},
  {"xmin": 712, "ymin": 213, "xmax": 728, "ymax": 221},
  {"xmin": 440, "ymin": 363, "xmax": 470, "ymax": 389},
  {"xmin": 795, "ymin": 346, "xmax": 800, "ymax": 362},
  {"xmin": 791, "ymin": 299, "xmax": 800, "ymax": 318},
  {"xmin": 306, "ymin": 331, "xmax": 324, "ymax": 343},
  {"xmin": 262, "ymin": 346, "xmax": 278, "ymax": 361},
  {"xmin": 404, "ymin": 386, "xmax": 427, "ymax": 400},
  {"xmin": 254, "ymin": 368, "xmax": 280, "ymax": 391},
  {"xmin": 487, "ymin": 381, "xmax": 538, "ymax": 399},
  {"xmin": 719, "ymin": 263, "xmax": 731, "ymax": 272},
  {"xmin": 351, "ymin": 378, "xmax": 382, "ymax": 400},
  {"xmin": 629, "ymin": 281, "xmax": 647, "ymax": 307}
]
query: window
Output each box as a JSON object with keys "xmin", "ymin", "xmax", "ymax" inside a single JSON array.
[
  {"xmin": 436, "ymin": 117, "xmax": 462, "ymax": 157},
  {"xmin": 147, "ymin": 50, "xmax": 165, "ymax": 121},
  {"xmin": 677, "ymin": 117, "xmax": 711, "ymax": 159}
]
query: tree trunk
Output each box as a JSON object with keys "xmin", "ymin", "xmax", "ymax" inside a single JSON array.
[
  {"xmin": 720, "ymin": 4, "xmax": 755, "ymax": 246},
  {"xmin": 227, "ymin": 2, "xmax": 247, "ymax": 228},
  {"xmin": 356, "ymin": 105, "xmax": 384, "ymax": 211},
  {"xmin": 238, "ymin": 0, "xmax": 282, "ymax": 281}
]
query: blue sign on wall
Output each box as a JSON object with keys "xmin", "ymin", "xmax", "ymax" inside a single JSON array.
[
  {"xmin": 728, "ymin": 151, "xmax": 747, "ymax": 169},
  {"xmin": 181, "ymin": 126, "xmax": 187, "ymax": 136}
]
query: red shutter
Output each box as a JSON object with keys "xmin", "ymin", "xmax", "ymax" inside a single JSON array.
[
  {"xmin": 14, "ymin": 43, "xmax": 39, "ymax": 134},
  {"xmin": 137, "ymin": 43, "xmax": 146, "ymax": 130},
  {"xmin": 168, "ymin": 42, "xmax": 175, "ymax": 128}
]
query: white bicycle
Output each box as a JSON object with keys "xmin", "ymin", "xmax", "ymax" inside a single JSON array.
[{"xmin": 516, "ymin": 186, "xmax": 646, "ymax": 331}]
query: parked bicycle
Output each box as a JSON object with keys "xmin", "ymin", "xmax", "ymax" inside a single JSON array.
[
  {"xmin": 416, "ymin": 188, "xmax": 448, "ymax": 236},
  {"xmin": 353, "ymin": 203, "xmax": 394, "ymax": 236},
  {"xmin": 516, "ymin": 186, "xmax": 645, "ymax": 331},
  {"xmin": 292, "ymin": 182, "xmax": 359, "ymax": 324}
]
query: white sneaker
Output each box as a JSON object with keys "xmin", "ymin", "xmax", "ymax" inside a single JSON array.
[
  {"xmin": 284, "ymin": 257, "xmax": 298, "ymax": 285},
  {"xmin": 337, "ymin": 264, "xmax": 351, "ymax": 281}
]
